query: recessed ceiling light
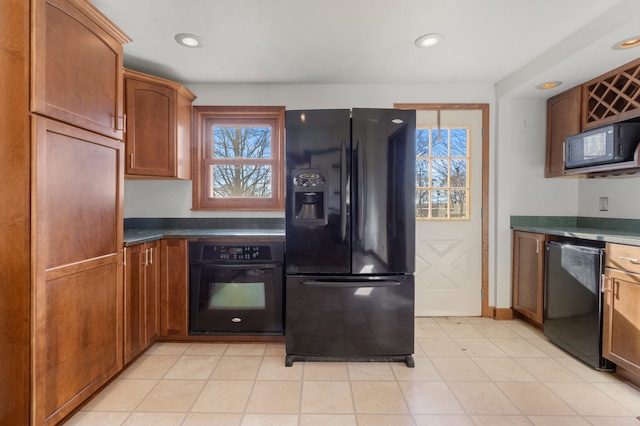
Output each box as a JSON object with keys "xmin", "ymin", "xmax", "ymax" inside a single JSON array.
[
  {"xmin": 536, "ymin": 81, "xmax": 562, "ymax": 90},
  {"xmin": 612, "ymin": 36, "xmax": 640, "ymax": 50},
  {"xmin": 414, "ymin": 33, "xmax": 444, "ymax": 48},
  {"xmin": 175, "ymin": 33, "xmax": 205, "ymax": 48}
]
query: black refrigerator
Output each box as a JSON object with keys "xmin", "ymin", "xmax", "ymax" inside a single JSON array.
[{"xmin": 284, "ymin": 108, "xmax": 416, "ymax": 367}]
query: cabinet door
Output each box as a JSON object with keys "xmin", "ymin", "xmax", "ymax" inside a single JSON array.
[
  {"xmin": 603, "ymin": 268, "xmax": 640, "ymax": 376},
  {"xmin": 160, "ymin": 239, "xmax": 189, "ymax": 337},
  {"xmin": 31, "ymin": 0, "xmax": 129, "ymax": 139},
  {"xmin": 145, "ymin": 240, "xmax": 160, "ymax": 345},
  {"xmin": 125, "ymin": 77, "xmax": 177, "ymax": 176},
  {"xmin": 512, "ymin": 231, "xmax": 546, "ymax": 325},
  {"xmin": 32, "ymin": 117, "xmax": 124, "ymax": 425},
  {"xmin": 124, "ymin": 244, "xmax": 145, "ymax": 364},
  {"xmin": 545, "ymin": 86, "xmax": 581, "ymax": 178}
]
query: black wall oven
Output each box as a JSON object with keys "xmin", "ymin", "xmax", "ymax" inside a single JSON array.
[{"xmin": 188, "ymin": 240, "xmax": 284, "ymax": 335}]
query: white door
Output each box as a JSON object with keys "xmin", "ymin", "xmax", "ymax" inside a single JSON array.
[{"xmin": 414, "ymin": 109, "xmax": 483, "ymax": 316}]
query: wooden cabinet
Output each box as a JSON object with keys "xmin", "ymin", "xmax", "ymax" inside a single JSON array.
[
  {"xmin": 124, "ymin": 69, "xmax": 196, "ymax": 179},
  {"xmin": 31, "ymin": 0, "xmax": 127, "ymax": 139},
  {"xmin": 582, "ymin": 57, "xmax": 640, "ymax": 131},
  {"xmin": 124, "ymin": 241, "xmax": 159, "ymax": 364},
  {"xmin": 545, "ymin": 86, "xmax": 581, "ymax": 178},
  {"xmin": 0, "ymin": 1, "xmax": 129, "ymax": 424},
  {"xmin": 512, "ymin": 231, "xmax": 546, "ymax": 325},
  {"xmin": 603, "ymin": 243, "xmax": 640, "ymax": 378},
  {"xmin": 160, "ymin": 239, "xmax": 189, "ymax": 338}
]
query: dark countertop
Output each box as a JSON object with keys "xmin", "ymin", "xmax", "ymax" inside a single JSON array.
[
  {"xmin": 511, "ymin": 216, "xmax": 640, "ymax": 247},
  {"xmin": 123, "ymin": 217, "xmax": 285, "ymax": 246}
]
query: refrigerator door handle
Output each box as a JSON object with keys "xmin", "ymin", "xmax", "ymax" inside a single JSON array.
[
  {"xmin": 301, "ymin": 280, "xmax": 400, "ymax": 288},
  {"xmin": 340, "ymin": 140, "xmax": 347, "ymax": 242},
  {"xmin": 356, "ymin": 139, "xmax": 365, "ymax": 242}
]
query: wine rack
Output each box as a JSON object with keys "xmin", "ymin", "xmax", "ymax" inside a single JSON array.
[{"xmin": 583, "ymin": 57, "xmax": 640, "ymax": 130}]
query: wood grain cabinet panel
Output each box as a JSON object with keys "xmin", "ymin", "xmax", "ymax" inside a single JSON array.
[
  {"xmin": 124, "ymin": 69, "xmax": 196, "ymax": 179},
  {"xmin": 545, "ymin": 86, "xmax": 581, "ymax": 178},
  {"xmin": 33, "ymin": 118, "xmax": 124, "ymax": 425},
  {"xmin": 124, "ymin": 240, "xmax": 160, "ymax": 364},
  {"xmin": 603, "ymin": 243, "xmax": 640, "ymax": 378},
  {"xmin": 511, "ymin": 231, "xmax": 546, "ymax": 325},
  {"xmin": 31, "ymin": 0, "xmax": 129, "ymax": 139},
  {"xmin": 160, "ymin": 239, "xmax": 189, "ymax": 338},
  {"xmin": 1, "ymin": 1, "xmax": 129, "ymax": 423}
]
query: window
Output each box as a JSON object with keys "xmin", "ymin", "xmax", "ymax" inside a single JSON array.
[
  {"xmin": 416, "ymin": 126, "xmax": 470, "ymax": 220},
  {"xmin": 192, "ymin": 106, "xmax": 285, "ymax": 210}
]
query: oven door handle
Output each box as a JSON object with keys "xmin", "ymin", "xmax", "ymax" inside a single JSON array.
[
  {"xmin": 191, "ymin": 262, "xmax": 280, "ymax": 269},
  {"xmin": 301, "ymin": 280, "xmax": 400, "ymax": 288}
]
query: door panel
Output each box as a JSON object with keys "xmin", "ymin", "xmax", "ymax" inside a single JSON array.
[
  {"xmin": 285, "ymin": 109, "xmax": 351, "ymax": 274},
  {"xmin": 414, "ymin": 109, "xmax": 483, "ymax": 316},
  {"xmin": 351, "ymin": 109, "xmax": 416, "ymax": 274}
]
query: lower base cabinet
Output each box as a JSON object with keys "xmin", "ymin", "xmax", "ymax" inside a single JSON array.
[
  {"xmin": 124, "ymin": 240, "xmax": 159, "ymax": 364},
  {"xmin": 511, "ymin": 231, "xmax": 546, "ymax": 326},
  {"xmin": 603, "ymin": 243, "xmax": 640, "ymax": 377},
  {"xmin": 160, "ymin": 239, "xmax": 189, "ymax": 338}
]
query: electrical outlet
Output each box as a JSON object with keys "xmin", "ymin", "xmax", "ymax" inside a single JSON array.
[{"xmin": 599, "ymin": 197, "xmax": 608, "ymax": 211}]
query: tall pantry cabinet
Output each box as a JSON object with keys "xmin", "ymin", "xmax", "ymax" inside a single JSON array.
[{"xmin": 0, "ymin": 0, "xmax": 130, "ymax": 425}]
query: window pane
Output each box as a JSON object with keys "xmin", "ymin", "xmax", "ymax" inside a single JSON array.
[
  {"xmin": 213, "ymin": 126, "xmax": 272, "ymax": 158},
  {"xmin": 212, "ymin": 165, "xmax": 272, "ymax": 197},
  {"xmin": 416, "ymin": 189, "xmax": 430, "ymax": 218},
  {"xmin": 451, "ymin": 190, "xmax": 467, "ymax": 218},
  {"xmin": 450, "ymin": 159, "xmax": 467, "ymax": 187},
  {"xmin": 431, "ymin": 128, "xmax": 449, "ymax": 156},
  {"xmin": 416, "ymin": 129, "xmax": 430, "ymax": 156},
  {"xmin": 450, "ymin": 128, "xmax": 468, "ymax": 156},
  {"xmin": 431, "ymin": 189, "xmax": 448, "ymax": 218},
  {"xmin": 416, "ymin": 159, "xmax": 430, "ymax": 187},
  {"xmin": 431, "ymin": 159, "xmax": 448, "ymax": 188}
]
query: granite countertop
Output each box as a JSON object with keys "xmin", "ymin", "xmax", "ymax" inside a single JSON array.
[
  {"xmin": 123, "ymin": 218, "xmax": 285, "ymax": 247},
  {"xmin": 511, "ymin": 216, "xmax": 640, "ymax": 247}
]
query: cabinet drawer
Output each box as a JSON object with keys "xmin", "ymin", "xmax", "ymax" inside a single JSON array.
[{"xmin": 606, "ymin": 243, "xmax": 640, "ymax": 274}]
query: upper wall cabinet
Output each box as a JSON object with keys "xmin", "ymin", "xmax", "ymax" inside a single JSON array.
[
  {"xmin": 124, "ymin": 69, "xmax": 196, "ymax": 179},
  {"xmin": 545, "ymin": 86, "xmax": 581, "ymax": 178},
  {"xmin": 31, "ymin": 0, "xmax": 130, "ymax": 139},
  {"xmin": 583, "ymin": 57, "xmax": 640, "ymax": 130}
]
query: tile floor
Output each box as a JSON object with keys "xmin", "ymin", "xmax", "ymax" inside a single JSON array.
[{"xmin": 66, "ymin": 317, "xmax": 640, "ymax": 425}]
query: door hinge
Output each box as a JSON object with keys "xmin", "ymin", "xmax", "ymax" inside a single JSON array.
[{"xmin": 481, "ymin": 287, "xmax": 485, "ymax": 300}]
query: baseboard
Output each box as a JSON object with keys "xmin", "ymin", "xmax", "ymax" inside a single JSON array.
[{"xmin": 491, "ymin": 307, "xmax": 514, "ymax": 320}]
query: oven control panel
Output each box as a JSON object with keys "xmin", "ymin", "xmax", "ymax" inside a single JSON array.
[{"xmin": 203, "ymin": 245, "xmax": 272, "ymax": 261}]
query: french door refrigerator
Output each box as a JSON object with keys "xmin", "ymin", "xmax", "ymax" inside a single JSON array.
[{"xmin": 284, "ymin": 108, "xmax": 416, "ymax": 367}]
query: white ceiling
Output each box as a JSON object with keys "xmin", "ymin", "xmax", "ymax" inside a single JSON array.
[{"xmin": 91, "ymin": 0, "xmax": 640, "ymax": 98}]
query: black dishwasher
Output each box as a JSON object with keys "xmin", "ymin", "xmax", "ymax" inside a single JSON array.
[{"xmin": 544, "ymin": 240, "xmax": 615, "ymax": 371}]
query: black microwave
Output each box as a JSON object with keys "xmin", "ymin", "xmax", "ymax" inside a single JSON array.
[{"xmin": 565, "ymin": 123, "xmax": 640, "ymax": 169}]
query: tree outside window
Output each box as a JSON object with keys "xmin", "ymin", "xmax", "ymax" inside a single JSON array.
[
  {"xmin": 192, "ymin": 106, "xmax": 285, "ymax": 210},
  {"xmin": 416, "ymin": 126, "xmax": 470, "ymax": 220}
]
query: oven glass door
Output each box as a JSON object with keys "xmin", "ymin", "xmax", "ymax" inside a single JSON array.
[{"xmin": 190, "ymin": 262, "xmax": 283, "ymax": 334}]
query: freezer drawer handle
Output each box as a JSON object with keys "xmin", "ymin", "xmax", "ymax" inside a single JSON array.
[{"xmin": 301, "ymin": 280, "xmax": 400, "ymax": 288}]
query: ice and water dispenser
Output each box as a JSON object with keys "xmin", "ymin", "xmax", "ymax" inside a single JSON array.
[{"xmin": 291, "ymin": 169, "xmax": 328, "ymax": 226}]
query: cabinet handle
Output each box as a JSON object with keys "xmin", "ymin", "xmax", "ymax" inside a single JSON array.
[
  {"xmin": 149, "ymin": 247, "xmax": 153, "ymax": 265},
  {"xmin": 144, "ymin": 248, "xmax": 149, "ymax": 266},
  {"xmin": 129, "ymin": 153, "xmax": 134, "ymax": 169},
  {"xmin": 535, "ymin": 239, "xmax": 539, "ymax": 254},
  {"xmin": 123, "ymin": 247, "xmax": 127, "ymax": 267},
  {"xmin": 619, "ymin": 256, "xmax": 640, "ymax": 264},
  {"xmin": 601, "ymin": 274, "xmax": 610, "ymax": 293}
]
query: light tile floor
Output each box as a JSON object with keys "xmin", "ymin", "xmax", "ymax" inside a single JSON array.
[{"xmin": 66, "ymin": 317, "xmax": 640, "ymax": 425}]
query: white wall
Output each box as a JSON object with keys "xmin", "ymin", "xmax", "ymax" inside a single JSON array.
[
  {"xmin": 493, "ymin": 97, "xmax": 579, "ymax": 309},
  {"xmin": 577, "ymin": 176, "xmax": 640, "ymax": 218}
]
